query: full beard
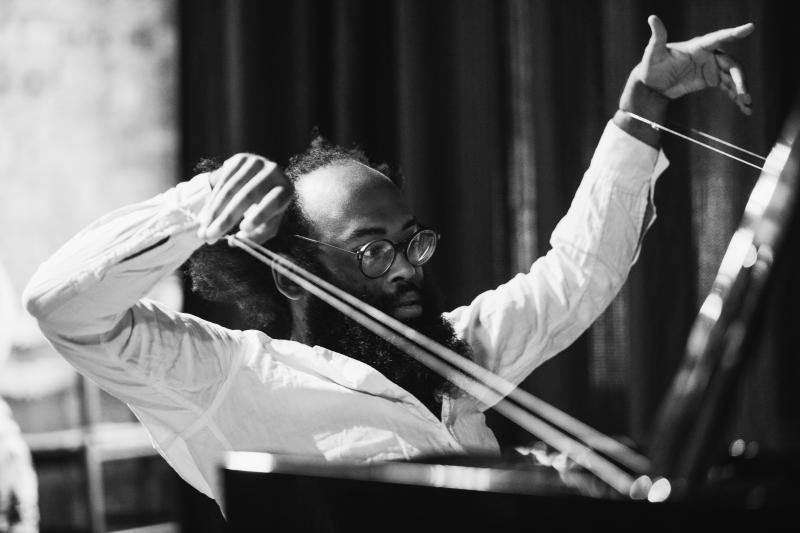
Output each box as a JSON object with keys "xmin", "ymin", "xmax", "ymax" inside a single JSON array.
[{"xmin": 303, "ymin": 274, "xmax": 473, "ymax": 418}]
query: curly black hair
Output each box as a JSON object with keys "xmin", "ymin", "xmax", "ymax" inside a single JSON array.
[{"xmin": 184, "ymin": 135, "xmax": 403, "ymax": 338}]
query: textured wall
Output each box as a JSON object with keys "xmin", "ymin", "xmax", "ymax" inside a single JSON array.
[
  {"xmin": 0, "ymin": 1, "xmax": 180, "ymax": 528},
  {"xmin": 0, "ymin": 0, "xmax": 178, "ymax": 299}
]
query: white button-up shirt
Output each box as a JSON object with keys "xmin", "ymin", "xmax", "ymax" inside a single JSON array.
[{"xmin": 23, "ymin": 121, "xmax": 667, "ymax": 502}]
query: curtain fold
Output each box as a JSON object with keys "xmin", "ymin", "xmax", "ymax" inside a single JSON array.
[{"xmin": 179, "ymin": 0, "xmax": 800, "ymax": 451}]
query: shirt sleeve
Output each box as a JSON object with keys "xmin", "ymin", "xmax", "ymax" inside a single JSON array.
[
  {"xmin": 445, "ymin": 120, "xmax": 669, "ymax": 408},
  {"xmin": 22, "ymin": 174, "xmax": 240, "ymax": 437}
]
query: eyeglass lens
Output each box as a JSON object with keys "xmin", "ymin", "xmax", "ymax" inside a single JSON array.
[{"xmin": 360, "ymin": 230, "xmax": 437, "ymax": 277}]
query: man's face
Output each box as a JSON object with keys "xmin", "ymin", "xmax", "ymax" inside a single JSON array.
[
  {"xmin": 292, "ymin": 162, "xmax": 471, "ymax": 410},
  {"xmin": 296, "ymin": 162, "xmax": 425, "ymax": 320}
]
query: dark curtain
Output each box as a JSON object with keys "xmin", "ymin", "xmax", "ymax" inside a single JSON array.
[{"xmin": 178, "ymin": 0, "xmax": 800, "ymax": 466}]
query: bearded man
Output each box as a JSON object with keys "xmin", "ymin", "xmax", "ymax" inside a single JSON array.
[{"xmin": 24, "ymin": 16, "xmax": 754, "ymax": 507}]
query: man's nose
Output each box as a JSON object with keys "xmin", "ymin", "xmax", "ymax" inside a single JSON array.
[{"xmin": 386, "ymin": 248, "xmax": 417, "ymax": 282}]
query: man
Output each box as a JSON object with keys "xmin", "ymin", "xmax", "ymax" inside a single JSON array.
[{"xmin": 24, "ymin": 16, "xmax": 753, "ymax": 506}]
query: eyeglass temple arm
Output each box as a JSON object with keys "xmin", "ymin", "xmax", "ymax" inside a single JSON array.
[{"xmin": 292, "ymin": 234, "xmax": 359, "ymax": 257}]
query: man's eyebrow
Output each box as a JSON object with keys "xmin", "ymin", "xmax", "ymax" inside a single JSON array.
[{"xmin": 345, "ymin": 218, "xmax": 418, "ymax": 242}]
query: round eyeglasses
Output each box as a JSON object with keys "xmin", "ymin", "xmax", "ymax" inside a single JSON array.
[{"xmin": 293, "ymin": 228, "xmax": 440, "ymax": 278}]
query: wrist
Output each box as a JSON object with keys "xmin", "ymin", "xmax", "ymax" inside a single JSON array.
[
  {"xmin": 618, "ymin": 70, "xmax": 670, "ymax": 118},
  {"xmin": 614, "ymin": 71, "xmax": 669, "ymax": 148}
]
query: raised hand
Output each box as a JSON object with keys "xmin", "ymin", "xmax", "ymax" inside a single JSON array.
[
  {"xmin": 197, "ymin": 153, "xmax": 293, "ymax": 243},
  {"xmin": 636, "ymin": 15, "xmax": 754, "ymax": 115}
]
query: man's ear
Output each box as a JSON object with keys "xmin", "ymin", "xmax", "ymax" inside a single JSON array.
[{"xmin": 272, "ymin": 260, "xmax": 303, "ymax": 301}]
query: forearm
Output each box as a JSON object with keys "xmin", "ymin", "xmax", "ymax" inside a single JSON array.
[
  {"xmin": 540, "ymin": 121, "xmax": 666, "ymax": 343},
  {"xmin": 22, "ymin": 173, "xmax": 244, "ymax": 426},
  {"xmin": 23, "ymin": 175, "xmax": 209, "ymax": 337},
  {"xmin": 450, "ymin": 122, "xmax": 668, "ymax": 399}
]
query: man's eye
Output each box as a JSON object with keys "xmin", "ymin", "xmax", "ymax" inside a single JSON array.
[
  {"xmin": 362, "ymin": 246, "xmax": 379, "ymax": 258},
  {"xmin": 363, "ymin": 242, "xmax": 393, "ymax": 259}
]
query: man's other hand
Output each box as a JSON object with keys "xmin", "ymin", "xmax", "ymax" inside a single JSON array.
[
  {"xmin": 636, "ymin": 14, "xmax": 754, "ymax": 115},
  {"xmin": 197, "ymin": 153, "xmax": 293, "ymax": 243}
]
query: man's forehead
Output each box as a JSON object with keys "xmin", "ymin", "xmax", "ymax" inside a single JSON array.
[
  {"xmin": 296, "ymin": 161, "xmax": 413, "ymax": 240},
  {"xmin": 299, "ymin": 161, "xmax": 392, "ymax": 189}
]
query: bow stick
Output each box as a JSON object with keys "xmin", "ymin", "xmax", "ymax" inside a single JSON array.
[
  {"xmin": 625, "ymin": 111, "xmax": 769, "ymax": 172},
  {"xmin": 225, "ymin": 234, "xmax": 652, "ymax": 496},
  {"xmin": 186, "ymin": 115, "xmax": 768, "ymax": 497},
  {"xmin": 185, "ymin": 116, "xmax": 769, "ymax": 500}
]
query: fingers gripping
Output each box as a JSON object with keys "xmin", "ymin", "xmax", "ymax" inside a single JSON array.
[
  {"xmin": 200, "ymin": 154, "xmax": 268, "ymax": 238},
  {"xmin": 714, "ymin": 51, "xmax": 752, "ymax": 114},
  {"xmin": 202, "ymin": 156, "xmax": 248, "ymax": 218},
  {"xmin": 715, "ymin": 53, "xmax": 747, "ymax": 95},
  {"xmin": 718, "ymin": 71, "xmax": 738, "ymax": 100},
  {"xmin": 238, "ymin": 185, "xmax": 290, "ymax": 242},
  {"xmin": 240, "ymin": 184, "xmax": 287, "ymax": 228},
  {"xmin": 637, "ymin": 15, "xmax": 754, "ymax": 115},
  {"xmin": 198, "ymin": 153, "xmax": 291, "ymax": 242},
  {"xmin": 199, "ymin": 155, "xmax": 252, "ymax": 228},
  {"xmin": 210, "ymin": 159, "xmax": 272, "ymax": 233}
]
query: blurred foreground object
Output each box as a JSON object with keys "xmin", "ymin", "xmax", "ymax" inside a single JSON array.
[
  {"xmin": 0, "ymin": 399, "xmax": 39, "ymax": 533},
  {"xmin": 0, "ymin": 264, "xmax": 38, "ymax": 533}
]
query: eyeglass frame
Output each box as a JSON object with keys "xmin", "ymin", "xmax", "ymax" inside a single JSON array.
[{"xmin": 292, "ymin": 227, "xmax": 441, "ymax": 279}]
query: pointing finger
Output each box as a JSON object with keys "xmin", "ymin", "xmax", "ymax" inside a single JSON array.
[{"xmin": 695, "ymin": 22, "xmax": 754, "ymax": 50}]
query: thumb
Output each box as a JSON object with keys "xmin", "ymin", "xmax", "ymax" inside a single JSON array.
[
  {"xmin": 641, "ymin": 14, "xmax": 668, "ymax": 70},
  {"xmin": 647, "ymin": 14, "xmax": 668, "ymax": 48}
]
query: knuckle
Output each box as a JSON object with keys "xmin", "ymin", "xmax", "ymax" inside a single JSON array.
[
  {"xmin": 223, "ymin": 153, "xmax": 244, "ymax": 168},
  {"xmin": 223, "ymin": 153, "xmax": 249, "ymax": 174},
  {"xmin": 245, "ymin": 159, "xmax": 282, "ymax": 190},
  {"xmin": 263, "ymin": 159, "xmax": 279, "ymax": 175},
  {"xmin": 232, "ymin": 153, "xmax": 276, "ymax": 171},
  {"xmin": 213, "ymin": 156, "xmax": 248, "ymax": 188},
  {"xmin": 226, "ymin": 153, "xmax": 275, "ymax": 180},
  {"xmin": 265, "ymin": 163, "xmax": 289, "ymax": 183}
]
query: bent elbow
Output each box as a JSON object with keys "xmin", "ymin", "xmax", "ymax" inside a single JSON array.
[
  {"xmin": 21, "ymin": 278, "xmax": 51, "ymax": 324},
  {"xmin": 21, "ymin": 270, "xmax": 63, "ymax": 324}
]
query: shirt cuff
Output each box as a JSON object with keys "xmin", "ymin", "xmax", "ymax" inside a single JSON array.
[{"xmin": 594, "ymin": 120, "xmax": 669, "ymax": 195}]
